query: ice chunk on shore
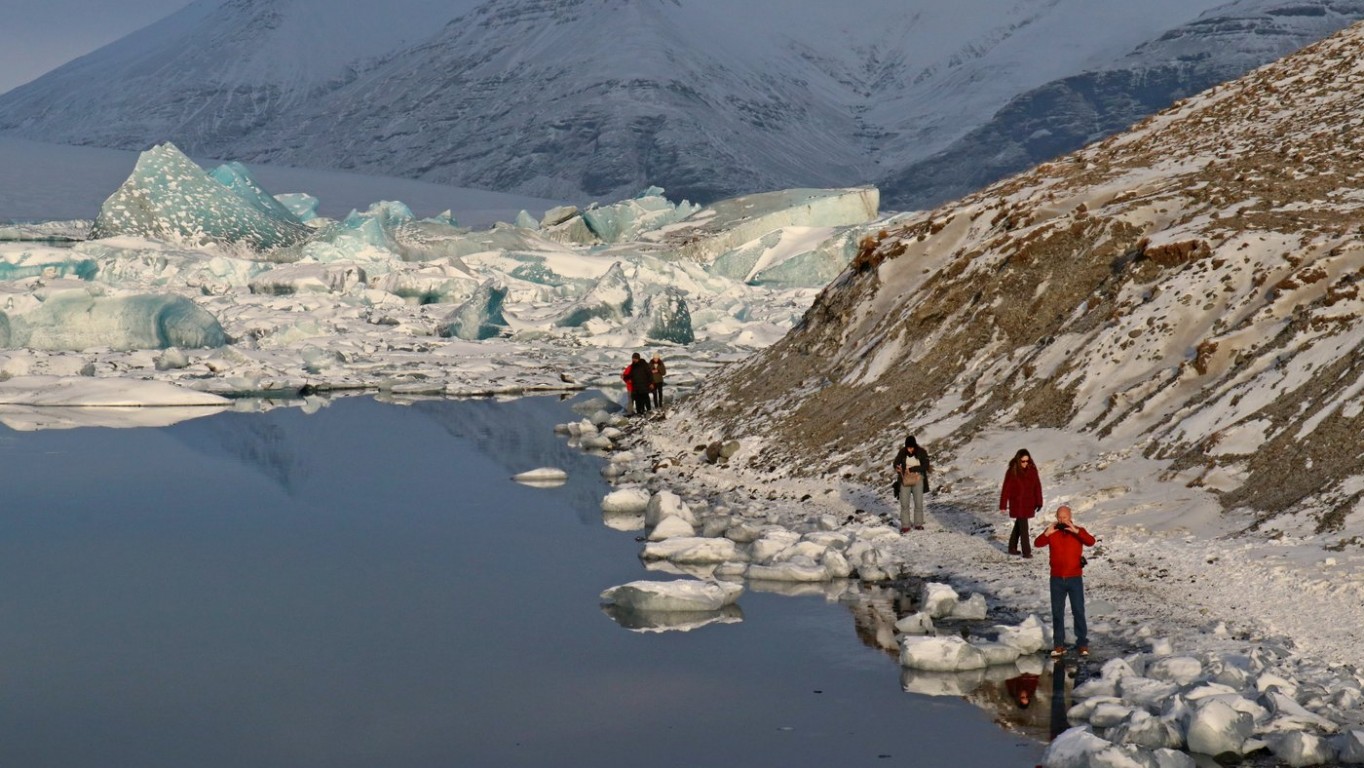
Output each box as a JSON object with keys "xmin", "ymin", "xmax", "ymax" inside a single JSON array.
[
  {"xmin": 600, "ymin": 579, "xmax": 743, "ymax": 612},
  {"xmin": 920, "ymin": 582, "xmax": 959, "ymax": 619},
  {"xmin": 641, "ymin": 537, "xmax": 741, "ymax": 564},
  {"xmin": 899, "ymin": 635, "xmax": 988, "ymax": 672},
  {"xmin": 648, "ymin": 516, "xmax": 695, "ymax": 540},
  {"xmin": 438, "ymin": 279, "xmax": 510, "ymax": 340},
  {"xmin": 5, "ymin": 291, "xmax": 225, "ymax": 351},
  {"xmin": 602, "ymin": 487, "xmax": 651, "ymax": 514},
  {"xmin": 91, "ymin": 143, "xmax": 311, "ymax": 251},
  {"xmin": 1268, "ymin": 731, "xmax": 1335, "ymax": 767},
  {"xmin": 1186, "ymin": 699, "xmax": 1254, "ymax": 759}
]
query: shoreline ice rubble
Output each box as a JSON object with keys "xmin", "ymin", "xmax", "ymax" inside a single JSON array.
[{"xmin": 564, "ymin": 395, "xmax": 1364, "ymax": 767}]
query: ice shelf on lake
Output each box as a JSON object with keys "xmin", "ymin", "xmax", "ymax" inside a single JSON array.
[{"xmin": 0, "ymin": 145, "xmax": 885, "ymax": 397}]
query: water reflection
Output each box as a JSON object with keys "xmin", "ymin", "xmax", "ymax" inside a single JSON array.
[
  {"xmin": 0, "ymin": 393, "xmax": 1044, "ymax": 766},
  {"xmin": 601, "ymin": 604, "xmax": 745, "ymax": 633}
]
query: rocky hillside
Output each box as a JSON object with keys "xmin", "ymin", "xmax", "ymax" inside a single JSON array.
[
  {"xmin": 881, "ymin": 0, "xmax": 1364, "ymax": 210},
  {"xmin": 673, "ymin": 20, "xmax": 1364, "ymax": 540}
]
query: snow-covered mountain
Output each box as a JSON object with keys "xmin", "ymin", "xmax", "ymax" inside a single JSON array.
[
  {"xmin": 6, "ymin": 0, "xmax": 1360, "ymax": 207},
  {"xmin": 669, "ymin": 17, "xmax": 1364, "ymax": 537}
]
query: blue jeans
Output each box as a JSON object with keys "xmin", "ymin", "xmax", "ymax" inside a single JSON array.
[{"xmin": 1049, "ymin": 576, "xmax": 1087, "ymax": 648}]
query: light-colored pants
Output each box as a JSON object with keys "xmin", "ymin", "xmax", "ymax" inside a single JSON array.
[{"xmin": 899, "ymin": 477, "xmax": 924, "ymax": 527}]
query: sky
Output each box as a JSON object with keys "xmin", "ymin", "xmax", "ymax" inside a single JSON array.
[{"xmin": 0, "ymin": 0, "xmax": 191, "ymax": 94}]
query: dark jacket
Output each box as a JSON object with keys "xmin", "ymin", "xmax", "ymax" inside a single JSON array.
[
  {"xmin": 651, "ymin": 359, "xmax": 666, "ymax": 384},
  {"xmin": 627, "ymin": 360, "xmax": 653, "ymax": 392},
  {"xmin": 1000, "ymin": 464, "xmax": 1043, "ymax": 519},
  {"xmin": 892, "ymin": 445, "xmax": 931, "ymax": 494}
]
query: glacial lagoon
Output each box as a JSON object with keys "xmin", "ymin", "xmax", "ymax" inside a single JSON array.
[{"xmin": 0, "ymin": 394, "xmax": 1045, "ymax": 767}]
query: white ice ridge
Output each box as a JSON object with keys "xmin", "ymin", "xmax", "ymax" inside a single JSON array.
[{"xmin": 0, "ymin": 376, "xmax": 230, "ymax": 407}]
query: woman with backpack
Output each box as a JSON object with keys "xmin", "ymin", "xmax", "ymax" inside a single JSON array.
[{"xmin": 1000, "ymin": 448, "xmax": 1043, "ymax": 557}]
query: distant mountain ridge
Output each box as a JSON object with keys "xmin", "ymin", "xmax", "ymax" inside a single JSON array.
[{"xmin": 2, "ymin": 0, "xmax": 1362, "ymax": 207}]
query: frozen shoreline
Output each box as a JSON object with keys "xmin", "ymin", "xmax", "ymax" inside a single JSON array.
[{"xmin": 591, "ymin": 400, "xmax": 1364, "ymax": 766}]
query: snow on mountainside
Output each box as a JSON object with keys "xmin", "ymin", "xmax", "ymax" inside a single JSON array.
[
  {"xmin": 883, "ymin": 0, "xmax": 1364, "ymax": 210},
  {"xmin": 3, "ymin": 0, "xmax": 1338, "ymax": 207},
  {"xmin": 670, "ymin": 19, "xmax": 1364, "ymax": 540}
]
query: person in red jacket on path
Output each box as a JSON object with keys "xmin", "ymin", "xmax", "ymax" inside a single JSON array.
[
  {"xmin": 999, "ymin": 449, "xmax": 1043, "ymax": 558},
  {"xmin": 1035, "ymin": 505, "xmax": 1095, "ymax": 658}
]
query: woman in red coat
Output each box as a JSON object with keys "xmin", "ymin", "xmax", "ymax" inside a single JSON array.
[{"xmin": 999, "ymin": 449, "xmax": 1043, "ymax": 557}]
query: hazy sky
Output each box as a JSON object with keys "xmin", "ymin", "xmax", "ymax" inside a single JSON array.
[{"xmin": 0, "ymin": 0, "xmax": 192, "ymax": 94}]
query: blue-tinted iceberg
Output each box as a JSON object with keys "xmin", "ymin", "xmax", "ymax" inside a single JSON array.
[
  {"xmin": 653, "ymin": 187, "xmax": 878, "ymax": 264},
  {"xmin": 554, "ymin": 262, "xmax": 634, "ymax": 327},
  {"xmin": 3, "ymin": 291, "xmax": 226, "ymax": 351},
  {"xmin": 638, "ymin": 288, "xmax": 694, "ymax": 344},
  {"xmin": 582, "ymin": 187, "xmax": 701, "ymax": 244},
  {"xmin": 437, "ymin": 279, "xmax": 510, "ymax": 340},
  {"xmin": 90, "ymin": 143, "xmax": 312, "ymax": 251},
  {"xmin": 209, "ymin": 162, "xmax": 310, "ymax": 226}
]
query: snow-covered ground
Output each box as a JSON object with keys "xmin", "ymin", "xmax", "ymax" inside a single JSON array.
[{"xmin": 577, "ymin": 407, "xmax": 1364, "ymax": 767}]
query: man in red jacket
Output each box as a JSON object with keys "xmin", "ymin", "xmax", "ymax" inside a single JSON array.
[{"xmin": 1035, "ymin": 505, "xmax": 1095, "ymax": 658}]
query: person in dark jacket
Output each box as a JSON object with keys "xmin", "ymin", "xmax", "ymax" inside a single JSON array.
[
  {"xmin": 1035, "ymin": 505, "xmax": 1096, "ymax": 658},
  {"xmin": 892, "ymin": 435, "xmax": 931, "ymax": 532},
  {"xmin": 623, "ymin": 352, "xmax": 653, "ymax": 415},
  {"xmin": 650, "ymin": 353, "xmax": 666, "ymax": 408},
  {"xmin": 1000, "ymin": 449, "xmax": 1043, "ymax": 558}
]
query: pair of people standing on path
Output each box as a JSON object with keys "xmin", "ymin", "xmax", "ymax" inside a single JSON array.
[
  {"xmin": 998, "ymin": 450, "xmax": 1095, "ymax": 656},
  {"xmin": 623, "ymin": 353, "xmax": 653, "ymax": 415},
  {"xmin": 622, "ymin": 352, "xmax": 667, "ymax": 414}
]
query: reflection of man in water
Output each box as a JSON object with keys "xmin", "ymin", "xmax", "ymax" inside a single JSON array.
[
  {"xmin": 1006, "ymin": 672, "xmax": 1039, "ymax": 708},
  {"xmin": 1050, "ymin": 660, "xmax": 1071, "ymax": 739}
]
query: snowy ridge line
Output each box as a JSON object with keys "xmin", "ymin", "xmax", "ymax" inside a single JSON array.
[{"xmin": 7, "ymin": 1, "xmax": 1362, "ymax": 208}]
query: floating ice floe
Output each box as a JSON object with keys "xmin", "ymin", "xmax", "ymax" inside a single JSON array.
[
  {"xmin": 511, "ymin": 467, "xmax": 568, "ymax": 486},
  {"xmin": 600, "ymin": 579, "xmax": 743, "ymax": 613}
]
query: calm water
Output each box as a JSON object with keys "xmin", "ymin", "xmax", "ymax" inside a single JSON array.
[{"xmin": 0, "ymin": 395, "xmax": 1046, "ymax": 767}]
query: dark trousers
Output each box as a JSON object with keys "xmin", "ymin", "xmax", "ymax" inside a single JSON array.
[
  {"xmin": 632, "ymin": 389, "xmax": 651, "ymax": 414},
  {"xmin": 652, "ymin": 383, "xmax": 664, "ymax": 408},
  {"xmin": 1049, "ymin": 576, "xmax": 1087, "ymax": 649},
  {"xmin": 1008, "ymin": 518, "xmax": 1031, "ymax": 555}
]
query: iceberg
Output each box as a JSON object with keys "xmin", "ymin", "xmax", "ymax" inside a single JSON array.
[
  {"xmin": 91, "ymin": 143, "xmax": 312, "ymax": 251},
  {"xmin": 554, "ymin": 261, "xmax": 634, "ymax": 327},
  {"xmin": 637, "ymin": 288, "xmax": 694, "ymax": 344},
  {"xmin": 581, "ymin": 187, "xmax": 701, "ymax": 243},
  {"xmin": 652, "ymin": 187, "xmax": 879, "ymax": 264},
  {"xmin": 437, "ymin": 279, "xmax": 510, "ymax": 340},
  {"xmin": 3, "ymin": 291, "xmax": 226, "ymax": 351}
]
